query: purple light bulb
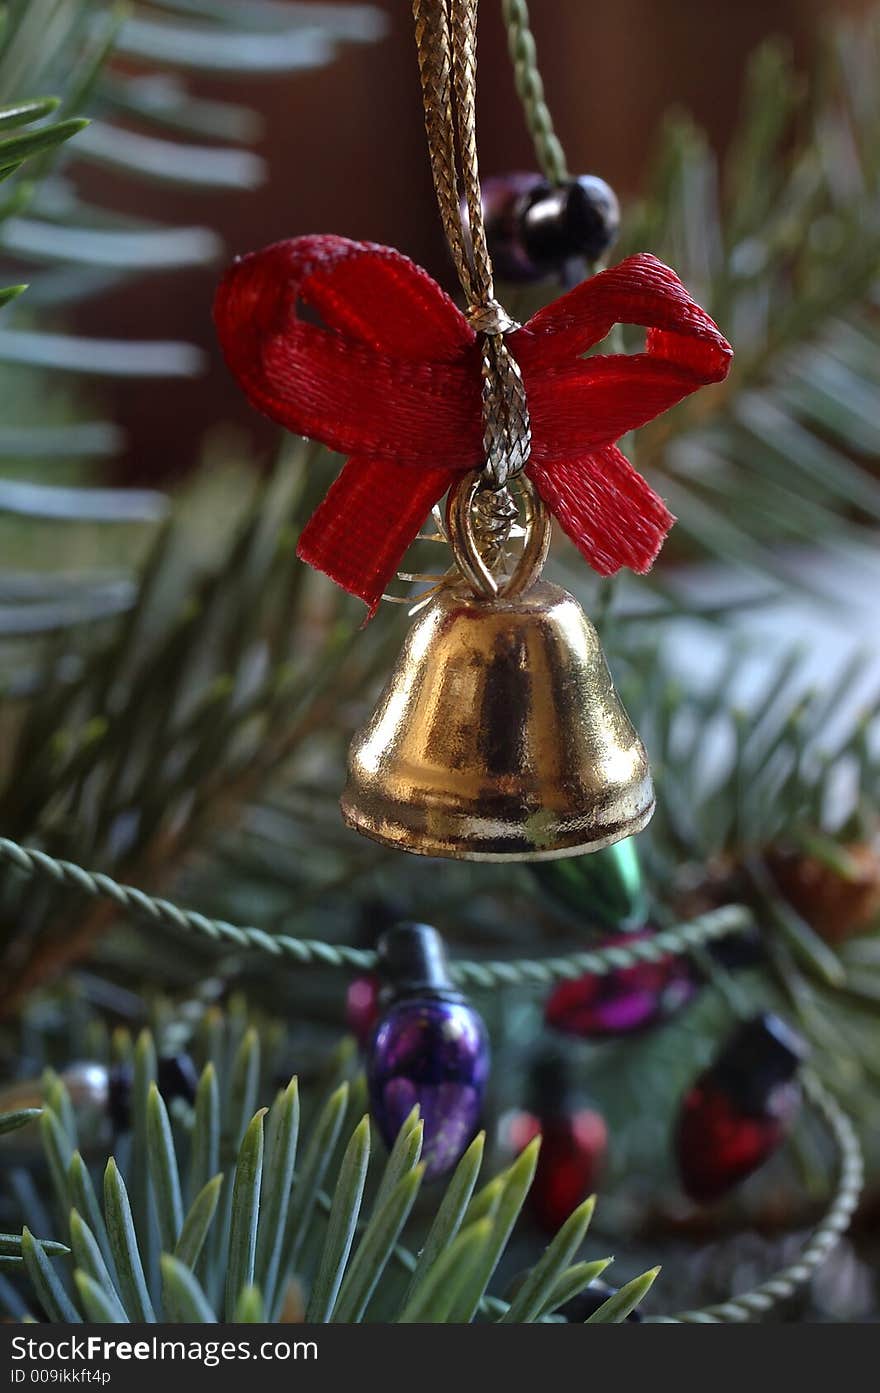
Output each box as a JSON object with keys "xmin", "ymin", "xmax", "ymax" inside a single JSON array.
[{"xmin": 368, "ymin": 923, "xmax": 489, "ymax": 1180}]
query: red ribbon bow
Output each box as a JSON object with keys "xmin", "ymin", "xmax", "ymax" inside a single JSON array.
[{"xmin": 214, "ymin": 235, "xmax": 732, "ymax": 615}]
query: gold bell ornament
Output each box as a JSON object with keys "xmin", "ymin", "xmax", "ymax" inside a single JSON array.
[
  {"xmin": 341, "ymin": 472, "xmax": 653, "ymax": 861},
  {"xmin": 213, "ymin": 1, "xmax": 732, "ymax": 862}
]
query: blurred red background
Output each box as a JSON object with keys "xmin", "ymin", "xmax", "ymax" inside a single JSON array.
[{"xmin": 68, "ymin": 0, "xmax": 870, "ymax": 482}]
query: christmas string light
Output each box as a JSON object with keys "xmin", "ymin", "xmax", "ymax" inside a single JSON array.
[{"xmin": 0, "ymin": 833, "xmax": 862, "ymax": 1321}]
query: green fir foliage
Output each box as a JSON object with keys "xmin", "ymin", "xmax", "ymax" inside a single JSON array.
[{"xmin": 1, "ymin": 1016, "xmax": 652, "ymax": 1323}]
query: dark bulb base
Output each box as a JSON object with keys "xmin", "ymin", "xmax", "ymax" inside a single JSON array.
[
  {"xmin": 560, "ymin": 1279, "xmax": 644, "ymax": 1323},
  {"xmin": 480, "ymin": 172, "xmax": 620, "ymax": 284},
  {"xmin": 108, "ymin": 1052, "xmax": 199, "ymax": 1133}
]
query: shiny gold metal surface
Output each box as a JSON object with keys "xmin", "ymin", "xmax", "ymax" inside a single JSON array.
[
  {"xmin": 446, "ymin": 467, "xmax": 550, "ymax": 600},
  {"xmin": 341, "ymin": 575, "xmax": 654, "ymax": 861}
]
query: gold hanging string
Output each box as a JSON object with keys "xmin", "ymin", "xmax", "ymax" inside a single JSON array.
[{"xmin": 411, "ymin": 0, "xmax": 531, "ymax": 493}]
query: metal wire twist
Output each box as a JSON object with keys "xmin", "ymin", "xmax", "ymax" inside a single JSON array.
[
  {"xmin": 653, "ymin": 1071, "xmax": 864, "ymax": 1323},
  {"xmin": 0, "ymin": 834, "xmax": 750, "ymax": 988},
  {"xmin": 412, "ymin": 0, "xmax": 531, "ymax": 492},
  {"xmin": 501, "ymin": 0, "xmax": 569, "ymax": 185}
]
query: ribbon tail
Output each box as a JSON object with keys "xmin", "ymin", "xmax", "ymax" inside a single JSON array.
[
  {"xmin": 529, "ymin": 446, "xmax": 674, "ymax": 576},
  {"xmin": 297, "ymin": 455, "xmax": 458, "ymax": 618}
]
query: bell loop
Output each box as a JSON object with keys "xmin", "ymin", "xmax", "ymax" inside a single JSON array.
[{"xmin": 446, "ymin": 470, "xmax": 550, "ymax": 602}]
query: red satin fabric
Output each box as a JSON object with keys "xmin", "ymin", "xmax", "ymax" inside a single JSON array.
[{"xmin": 214, "ymin": 235, "xmax": 732, "ymax": 614}]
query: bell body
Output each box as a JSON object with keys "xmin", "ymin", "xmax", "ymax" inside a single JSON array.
[{"xmin": 342, "ymin": 579, "xmax": 654, "ymax": 861}]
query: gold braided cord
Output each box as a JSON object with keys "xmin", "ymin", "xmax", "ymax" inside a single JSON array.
[
  {"xmin": 411, "ymin": 0, "xmax": 531, "ymax": 492},
  {"xmin": 449, "ymin": 0, "xmax": 492, "ymax": 306},
  {"xmin": 412, "ymin": 0, "xmax": 471, "ymax": 299}
]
